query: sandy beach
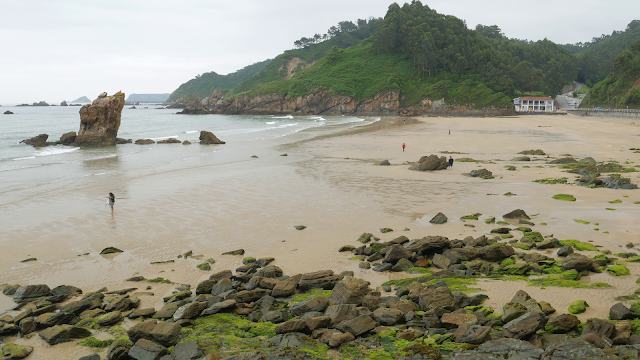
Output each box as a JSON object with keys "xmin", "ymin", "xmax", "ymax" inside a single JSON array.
[{"xmin": 2, "ymin": 113, "xmax": 640, "ymax": 358}]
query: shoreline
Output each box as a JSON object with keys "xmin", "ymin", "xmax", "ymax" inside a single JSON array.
[{"xmin": 2, "ymin": 113, "xmax": 640, "ymax": 358}]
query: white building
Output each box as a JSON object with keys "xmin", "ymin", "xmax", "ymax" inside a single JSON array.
[{"xmin": 513, "ymin": 97, "xmax": 555, "ymax": 112}]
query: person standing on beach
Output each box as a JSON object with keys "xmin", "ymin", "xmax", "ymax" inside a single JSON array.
[
  {"xmin": 402, "ymin": 143, "xmax": 406, "ymax": 152},
  {"xmin": 448, "ymin": 156, "xmax": 454, "ymax": 169},
  {"xmin": 107, "ymin": 192, "xmax": 115, "ymax": 214}
]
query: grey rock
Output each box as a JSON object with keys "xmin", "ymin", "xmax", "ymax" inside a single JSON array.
[
  {"xmin": 561, "ymin": 253, "xmax": 594, "ymax": 272},
  {"xmin": 371, "ymin": 308, "xmax": 405, "ymax": 326},
  {"xmin": 328, "ymin": 277, "xmax": 370, "ymax": 305},
  {"xmin": 502, "ymin": 311, "xmax": 548, "ymax": 339},
  {"xmin": 128, "ymin": 339, "xmax": 167, "ymax": 360},
  {"xmin": 335, "ymin": 314, "xmax": 376, "ymax": 336},
  {"xmin": 430, "ymin": 212, "xmax": 448, "ymax": 224},
  {"xmin": 38, "ymin": 324, "xmax": 91, "ymax": 345},
  {"xmin": 13, "ymin": 284, "xmax": 51, "ymax": 302},
  {"xmin": 167, "ymin": 339, "xmax": 203, "ymax": 360},
  {"xmin": 290, "ymin": 296, "xmax": 330, "ymax": 316}
]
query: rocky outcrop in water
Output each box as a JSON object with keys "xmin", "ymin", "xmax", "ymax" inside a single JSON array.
[
  {"xmin": 4, "ymin": 110, "xmax": 14, "ymax": 114},
  {"xmin": 175, "ymin": 96, "xmax": 212, "ymax": 115},
  {"xmin": 200, "ymin": 131, "xmax": 225, "ymax": 144},
  {"xmin": 60, "ymin": 101, "xmax": 68, "ymax": 106},
  {"xmin": 20, "ymin": 134, "xmax": 54, "ymax": 147},
  {"xmin": 73, "ymin": 92, "xmax": 125, "ymax": 147}
]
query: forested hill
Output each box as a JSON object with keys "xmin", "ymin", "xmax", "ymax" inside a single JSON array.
[
  {"xmin": 562, "ymin": 20, "xmax": 640, "ymax": 86},
  {"xmin": 229, "ymin": 18, "xmax": 382, "ymax": 96},
  {"xmin": 581, "ymin": 39, "xmax": 640, "ymax": 109},
  {"xmin": 165, "ymin": 59, "xmax": 272, "ymax": 103},
  {"xmin": 229, "ymin": 1, "xmax": 577, "ymax": 109}
]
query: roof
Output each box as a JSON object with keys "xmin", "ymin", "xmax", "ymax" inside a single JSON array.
[{"xmin": 519, "ymin": 97, "xmax": 554, "ymax": 101}]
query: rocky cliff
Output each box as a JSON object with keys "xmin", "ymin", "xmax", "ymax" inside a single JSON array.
[
  {"xmin": 74, "ymin": 92, "xmax": 125, "ymax": 147},
  {"xmin": 203, "ymin": 90, "xmax": 514, "ymax": 117}
]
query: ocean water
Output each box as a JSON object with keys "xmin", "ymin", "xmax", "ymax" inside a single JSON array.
[{"xmin": 0, "ymin": 106, "xmax": 379, "ymax": 206}]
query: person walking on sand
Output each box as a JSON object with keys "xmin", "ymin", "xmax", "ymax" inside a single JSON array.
[
  {"xmin": 448, "ymin": 156, "xmax": 454, "ymax": 169},
  {"xmin": 402, "ymin": 143, "xmax": 406, "ymax": 152},
  {"xmin": 107, "ymin": 192, "xmax": 115, "ymax": 214}
]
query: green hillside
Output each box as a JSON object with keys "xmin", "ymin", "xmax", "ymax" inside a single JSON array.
[
  {"xmin": 581, "ymin": 39, "xmax": 640, "ymax": 109},
  {"xmin": 230, "ymin": 18, "xmax": 382, "ymax": 96},
  {"xmin": 231, "ymin": 1, "xmax": 577, "ymax": 108},
  {"xmin": 562, "ymin": 20, "xmax": 640, "ymax": 86},
  {"xmin": 165, "ymin": 59, "xmax": 271, "ymax": 103}
]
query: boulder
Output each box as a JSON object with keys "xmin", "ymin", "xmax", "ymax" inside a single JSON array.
[
  {"xmin": 432, "ymin": 253, "xmax": 453, "ymax": 269},
  {"xmin": 453, "ymin": 324, "xmax": 491, "ymax": 344},
  {"xmin": 610, "ymin": 303, "xmax": 635, "ymax": 320},
  {"xmin": 127, "ymin": 319, "xmax": 181, "ymax": 347},
  {"xmin": 271, "ymin": 277, "xmax": 299, "ymax": 298},
  {"xmin": 547, "ymin": 314, "xmax": 580, "ymax": 333},
  {"xmin": 59, "ymin": 131, "xmax": 77, "ymax": 145},
  {"xmin": 502, "ymin": 312, "xmax": 548, "ymax": 339},
  {"xmin": 290, "ymin": 296, "xmax": 330, "ymax": 316},
  {"xmin": 275, "ymin": 319, "xmax": 308, "ymax": 334},
  {"xmin": 379, "ymin": 160, "xmax": 390, "ymax": 166},
  {"xmin": 502, "ymin": 209, "xmax": 530, "ymax": 220},
  {"xmin": 430, "ymin": 212, "xmax": 448, "ymax": 224},
  {"xmin": 383, "ymin": 244, "xmax": 412, "ymax": 264},
  {"xmin": 19, "ymin": 318, "xmax": 37, "ymax": 334},
  {"xmin": 1, "ymin": 344, "xmax": 34, "ymax": 359},
  {"xmin": 562, "ymin": 253, "xmax": 594, "ymax": 272},
  {"xmin": 413, "ymin": 154, "xmax": 448, "ymax": 171},
  {"xmin": 13, "ymin": 284, "xmax": 51, "ymax": 302},
  {"xmin": 4, "ymin": 110, "xmax": 14, "ymax": 114},
  {"xmin": 418, "ymin": 287, "xmax": 456, "ymax": 316},
  {"xmin": 335, "ymin": 314, "xmax": 376, "ymax": 336},
  {"xmin": 328, "ymin": 277, "xmax": 371, "ymax": 305},
  {"xmin": 298, "ymin": 271, "xmax": 343, "ymax": 290},
  {"xmin": 478, "ymin": 245, "xmax": 515, "ymax": 262},
  {"xmin": 557, "ymin": 245, "xmax": 574, "ymax": 257},
  {"xmin": 182, "ymin": 140, "xmax": 191, "ymax": 145},
  {"xmin": 201, "ymin": 299, "xmax": 236, "ymax": 316},
  {"xmin": 74, "ymin": 92, "xmax": 125, "ymax": 146},
  {"xmin": 116, "ymin": 138, "xmax": 132, "ymax": 144},
  {"xmin": 135, "ymin": 139, "xmax": 155, "ymax": 145},
  {"xmin": 128, "ymin": 338, "xmax": 167, "ymax": 360},
  {"xmin": 582, "ymin": 318, "xmax": 616, "ymax": 339},
  {"xmin": 440, "ymin": 313, "xmax": 478, "ymax": 328},
  {"xmin": 371, "ymin": 308, "xmax": 405, "ymax": 326},
  {"xmin": 96, "ymin": 311, "xmax": 122, "ymax": 326},
  {"xmin": 305, "ymin": 316, "xmax": 331, "ymax": 331},
  {"xmin": 322, "ymin": 330, "xmax": 355, "ymax": 348},
  {"xmin": 38, "ymin": 325, "xmax": 91, "ymax": 345},
  {"xmin": 173, "ymin": 302, "xmax": 207, "ymax": 320},
  {"xmin": 324, "ymin": 304, "xmax": 358, "ymax": 325},
  {"xmin": 404, "ymin": 236, "xmax": 451, "ymax": 253},
  {"xmin": 129, "ymin": 308, "xmax": 156, "ymax": 319},
  {"xmin": 455, "ymin": 338, "xmax": 544, "ymax": 359},
  {"xmin": 154, "ymin": 303, "xmax": 178, "ymax": 319},
  {"xmin": 168, "ymin": 340, "xmax": 204, "ymax": 360},
  {"xmin": 157, "ymin": 138, "xmax": 181, "ymax": 144},
  {"xmin": 106, "ymin": 341, "xmax": 133, "ymax": 360},
  {"xmin": 469, "ymin": 169, "xmax": 492, "ymax": 178},
  {"xmin": 35, "ymin": 311, "xmax": 75, "ymax": 327},
  {"xmin": 199, "ymin": 131, "xmax": 225, "ymax": 144}
]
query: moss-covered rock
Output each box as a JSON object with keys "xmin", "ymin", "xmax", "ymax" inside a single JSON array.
[
  {"xmin": 568, "ymin": 300, "xmax": 589, "ymax": 314},
  {"xmin": 607, "ymin": 264, "xmax": 630, "ymax": 276},
  {"xmin": 552, "ymin": 194, "xmax": 576, "ymax": 201}
]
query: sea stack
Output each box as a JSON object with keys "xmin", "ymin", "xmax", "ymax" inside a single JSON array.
[{"xmin": 73, "ymin": 92, "xmax": 125, "ymax": 147}]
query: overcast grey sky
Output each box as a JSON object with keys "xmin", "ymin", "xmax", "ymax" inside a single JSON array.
[{"xmin": 1, "ymin": 0, "xmax": 638, "ymax": 104}]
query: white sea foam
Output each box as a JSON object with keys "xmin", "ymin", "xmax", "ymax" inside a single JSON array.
[
  {"xmin": 272, "ymin": 115, "xmax": 294, "ymax": 119},
  {"xmin": 35, "ymin": 147, "xmax": 79, "ymax": 157},
  {"xmin": 13, "ymin": 156, "xmax": 36, "ymax": 161},
  {"xmin": 185, "ymin": 130, "xmax": 198, "ymax": 134},
  {"xmin": 149, "ymin": 135, "xmax": 180, "ymax": 140},
  {"xmin": 266, "ymin": 121, "xmax": 275, "ymax": 125}
]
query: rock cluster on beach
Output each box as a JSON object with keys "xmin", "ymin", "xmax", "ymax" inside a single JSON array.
[
  {"xmin": 3, "ymin": 247, "xmax": 640, "ymax": 360},
  {"xmin": 413, "ymin": 154, "xmax": 448, "ymax": 171}
]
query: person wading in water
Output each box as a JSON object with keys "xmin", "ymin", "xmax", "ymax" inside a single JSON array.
[{"xmin": 107, "ymin": 192, "xmax": 115, "ymax": 214}]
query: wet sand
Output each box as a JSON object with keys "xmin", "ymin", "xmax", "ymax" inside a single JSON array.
[{"xmin": 2, "ymin": 113, "xmax": 640, "ymax": 358}]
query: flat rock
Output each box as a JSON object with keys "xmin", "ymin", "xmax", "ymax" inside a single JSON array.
[
  {"xmin": 328, "ymin": 277, "xmax": 370, "ymax": 305},
  {"xmin": 502, "ymin": 209, "xmax": 530, "ymax": 220},
  {"xmin": 562, "ymin": 253, "xmax": 594, "ymax": 272},
  {"xmin": 173, "ymin": 301, "xmax": 207, "ymax": 320},
  {"xmin": 168, "ymin": 339, "xmax": 203, "ymax": 360},
  {"xmin": 453, "ymin": 324, "xmax": 491, "ymax": 344},
  {"xmin": 502, "ymin": 311, "xmax": 548, "ymax": 339},
  {"xmin": 128, "ymin": 338, "xmax": 167, "ymax": 360},
  {"xmin": 290, "ymin": 296, "xmax": 330, "ymax": 316},
  {"xmin": 371, "ymin": 308, "xmax": 405, "ymax": 326},
  {"xmin": 13, "ymin": 284, "xmax": 51, "ymax": 302},
  {"xmin": 547, "ymin": 314, "xmax": 580, "ymax": 333},
  {"xmin": 38, "ymin": 324, "xmax": 91, "ymax": 345},
  {"xmin": 275, "ymin": 319, "xmax": 308, "ymax": 334},
  {"xmin": 336, "ymin": 314, "xmax": 376, "ymax": 336},
  {"xmin": 127, "ymin": 319, "xmax": 182, "ymax": 347},
  {"xmin": 1, "ymin": 344, "xmax": 34, "ymax": 359}
]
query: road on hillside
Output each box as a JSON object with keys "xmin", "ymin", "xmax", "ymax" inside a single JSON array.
[{"xmin": 556, "ymin": 81, "xmax": 584, "ymax": 110}]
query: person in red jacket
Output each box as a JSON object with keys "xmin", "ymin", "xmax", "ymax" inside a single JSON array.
[{"xmin": 402, "ymin": 143, "xmax": 406, "ymax": 152}]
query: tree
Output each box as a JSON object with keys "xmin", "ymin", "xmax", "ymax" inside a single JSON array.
[
  {"xmin": 543, "ymin": 59, "xmax": 565, "ymax": 96},
  {"xmin": 475, "ymin": 24, "xmax": 505, "ymax": 39},
  {"xmin": 328, "ymin": 26, "xmax": 340, "ymax": 38}
]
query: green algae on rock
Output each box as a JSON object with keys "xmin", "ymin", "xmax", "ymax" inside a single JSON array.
[
  {"xmin": 559, "ymin": 240, "xmax": 598, "ymax": 251},
  {"xmin": 607, "ymin": 264, "xmax": 630, "ymax": 276},
  {"xmin": 552, "ymin": 194, "xmax": 576, "ymax": 201},
  {"xmin": 568, "ymin": 300, "xmax": 589, "ymax": 314}
]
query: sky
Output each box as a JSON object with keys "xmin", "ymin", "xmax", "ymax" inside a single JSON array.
[{"xmin": 1, "ymin": 0, "xmax": 639, "ymax": 104}]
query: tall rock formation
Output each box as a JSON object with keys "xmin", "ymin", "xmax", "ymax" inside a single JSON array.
[{"xmin": 74, "ymin": 92, "xmax": 125, "ymax": 147}]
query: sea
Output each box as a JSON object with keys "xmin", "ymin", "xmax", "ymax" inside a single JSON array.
[{"xmin": 0, "ymin": 105, "xmax": 380, "ymax": 207}]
